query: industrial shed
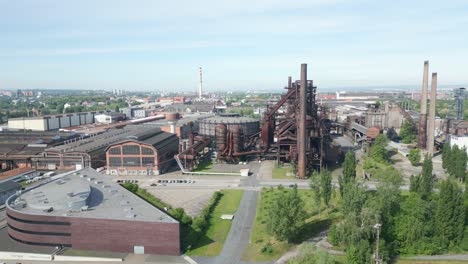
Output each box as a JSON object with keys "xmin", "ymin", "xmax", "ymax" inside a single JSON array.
[{"xmin": 106, "ymin": 130, "xmax": 179, "ymax": 176}]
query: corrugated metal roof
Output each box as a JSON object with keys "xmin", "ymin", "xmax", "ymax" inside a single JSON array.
[{"xmin": 0, "ymin": 180, "xmax": 21, "ymax": 193}]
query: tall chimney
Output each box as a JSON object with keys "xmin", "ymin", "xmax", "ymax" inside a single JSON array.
[
  {"xmin": 198, "ymin": 66, "xmax": 203, "ymax": 99},
  {"xmin": 427, "ymin": 72, "xmax": 437, "ymax": 154},
  {"xmin": 288, "ymin": 76, "xmax": 292, "ymax": 89},
  {"xmin": 298, "ymin": 64, "xmax": 307, "ymax": 178},
  {"xmin": 418, "ymin": 61, "xmax": 429, "ymax": 149}
]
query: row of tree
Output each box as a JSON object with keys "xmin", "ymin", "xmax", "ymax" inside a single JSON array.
[
  {"xmin": 442, "ymin": 143, "xmax": 467, "ymax": 181},
  {"xmin": 329, "ymin": 151, "xmax": 466, "ymax": 263}
]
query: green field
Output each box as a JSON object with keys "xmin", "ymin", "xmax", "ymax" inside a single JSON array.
[
  {"xmin": 187, "ymin": 190, "xmax": 244, "ymax": 256},
  {"xmin": 272, "ymin": 165, "xmax": 295, "ymax": 179},
  {"xmin": 242, "ymin": 188, "xmax": 340, "ymax": 262}
]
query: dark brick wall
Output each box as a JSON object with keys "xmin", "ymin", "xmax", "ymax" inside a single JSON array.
[
  {"xmin": 70, "ymin": 218, "xmax": 180, "ymax": 255},
  {"xmin": 6, "ymin": 207, "xmax": 180, "ymax": 255}
]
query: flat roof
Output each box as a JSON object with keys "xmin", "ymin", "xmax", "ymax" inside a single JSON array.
[{"xmin": 7, "ymin": 168, "xmax": 177, "ymax": 223}]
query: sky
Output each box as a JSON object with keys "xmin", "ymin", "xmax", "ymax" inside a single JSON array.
[{"xmin": 0, "ymin": 0, "xmax": 467, "ymax": 92}]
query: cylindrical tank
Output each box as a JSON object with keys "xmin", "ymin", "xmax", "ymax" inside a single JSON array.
[
  {"xmin": 215, "ymin": 124, "xmax": 227, "ymax": 152},
  {"xmin": 199, "ymin": 116, "xmax": 260, "ymax": 137},
  {"xmin": 165, "ymin": 112, "xmax": 180, "ymax": 121},
  {"xmin": 232, "ymin": 125, "xmax": 242, "ymax": 153}
]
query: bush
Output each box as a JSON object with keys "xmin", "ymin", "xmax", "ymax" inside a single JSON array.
[
  {"xmin": 408, "ymin": 148, "xmax": 421, "ymax": 166},
  {"xmin": 260, "ymin": 242, "xmax": 273, "ymax": 254}
]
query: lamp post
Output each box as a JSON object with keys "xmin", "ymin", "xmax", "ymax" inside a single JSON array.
[{"xmin": 374, "ymin": 223, "xmax": 382, "ymax": 264}]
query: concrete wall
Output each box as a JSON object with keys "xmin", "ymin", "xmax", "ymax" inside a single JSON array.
[{"xmin": 449, "ymin": 135, "xmax": 468, "ymax": 154}]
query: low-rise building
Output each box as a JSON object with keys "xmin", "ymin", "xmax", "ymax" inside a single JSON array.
[
  {"xmin": 94, "ymin": 112, "xmax": 126, "ymax": 124},
  {"xmin": 6, "ymin": 168, "xmax": 180, "ymax": 255}
]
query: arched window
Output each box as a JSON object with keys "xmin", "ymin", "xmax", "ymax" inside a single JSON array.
[
  {"xmin": 141, "ymin": 147, "xmax": 154, "ymax": 155},
  {"xmin": 109, "ymin": 146, "xmax": 121, "ymax": 154},
  {"xmin": 123, "ymin": 145, "xmax": 140, "ymax": 155}
]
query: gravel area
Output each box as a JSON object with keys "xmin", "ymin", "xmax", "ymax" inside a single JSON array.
[{"xmin": 148, "ymin": 188, "xmax": 216, "ymax": 217}]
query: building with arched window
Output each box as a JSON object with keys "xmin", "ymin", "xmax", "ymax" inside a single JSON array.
[{"xmin": 106, "ymin": 130, "xmax": 178, "ymax": 176}]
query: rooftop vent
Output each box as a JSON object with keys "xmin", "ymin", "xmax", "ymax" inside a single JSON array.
[
  {"xmin": 125, "ymin": 213, "xmax": 136, "ymax": 219},
  {"xmin": 87, "ymin": 177, "xmax": 95, "ymax": 181},
  {"xmin": 43, "ymin": 207, "xmax": 53, "ymax": 213},
  {"xmin": 80, "ymin": 175, "xmax": 87, "ymax": 178},
  {"xmin": 94, "ymin": 180, "xmax": 103, "ymax": 184},
  {"xmin": 81, "ymin": 206, "xmax": 89, "ymax": 211}
]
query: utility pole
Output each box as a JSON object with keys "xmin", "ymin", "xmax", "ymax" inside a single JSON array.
[{"xmin": 374, "ymin": 223, "xmax": 382, "ymax": 264}]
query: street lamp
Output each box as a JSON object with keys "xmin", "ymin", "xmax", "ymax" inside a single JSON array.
[{"xmin": 374, "ymin": 223, "xmax": 382, "ymax": 264}]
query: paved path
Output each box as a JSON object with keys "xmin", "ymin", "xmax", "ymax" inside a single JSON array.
[{"xmin": 214, "ymin": 190, "xmax": 259, "ymax": 264}]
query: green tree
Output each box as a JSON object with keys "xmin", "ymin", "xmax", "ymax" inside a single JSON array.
[
  {"xmin": 399, "ymin": 119, "xmax": 417, "ymax": 144},
  {"xmin": 310, "ymin": 171, "xmax": 321, "ymax": 206},
  {"xmin": 346, "ymin": 240, "xmax": 373, "ymax": 264},
  {"xmin": 369, "ymin": 144, "xmax": 387, "ymax": 163},
  {"xmin": 421, "ymin": 154, "xmax": 434, "ymax": 199},
  {"xmin": 435, "ymin": 179, "xmax": 465, "ymax": 249},
  {"xmin": 343, "ymin": 151, "xmax": 357, "ymax": 182},
  {"xmin": 408, "ymin": 148, "xmax": 421, "ymax": 166},
  {"xmin": 395, "ymin": 192, "xmax": 436, "ymax": 254},
  {"xmin": 342, "ymin": 182, "xmax": 367, "ymax": 216},
  {"xmin": 320, "ymin": 169, "xmax": 333, "ymax": 206},
  {"xmin": 339, "ymin": 151, "xmax": 357, "ymax": 196},
  {"xmin": 442, "ymin": 142, "xmax": 451, "ymax": 171},
  {"xmin": 266, "ymin": 185, "xmax": 306, "ymax": 242},
  {"xmin": 453, "ymin": 146, "xmax": 467, "ymax": 181}
]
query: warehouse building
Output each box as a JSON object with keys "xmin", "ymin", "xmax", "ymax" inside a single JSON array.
[
  {"xmin": 39, "ymin": 126, "xmax": 168, "ymax": 170},
  {"xmin": 106, "ymin": 129, "xmax": 178, "ymax": 176},
  {"xmin": 6, "ymin": 168, "xmax": 180, "ymax": 255},
  {"xmin": 8, "ymin": 112, "xmax": 102, "ymax": 131}
]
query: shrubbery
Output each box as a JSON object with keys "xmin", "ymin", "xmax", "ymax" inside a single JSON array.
[{"xmin": 122, "ymin": 183, "xmax": 223, "ymax": 252}]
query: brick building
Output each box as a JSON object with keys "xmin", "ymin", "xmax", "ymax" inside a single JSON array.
[
  {"xmin": 6, "ymin": 168, "xmax": 180, "ymax": 255},
  {"xmin": 106, "ymin": 129, "xmax": 178, "ymax": 176}
]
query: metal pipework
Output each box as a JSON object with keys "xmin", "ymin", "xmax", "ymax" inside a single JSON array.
[
  {"xmin": 419, "ymin": 61, "xmax": 429, "ymax": 149},
  {"xmin": 427, "ymin": 72, "xmax": 437, "ymax": 154},
  {"xmin": 298, "ymin": 63, "xmax": 307, "ymax": 178}
]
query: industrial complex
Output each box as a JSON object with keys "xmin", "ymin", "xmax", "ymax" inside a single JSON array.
[{"xmin": 0, "ymin": 62, "xmax": 466, "ymax": 263}]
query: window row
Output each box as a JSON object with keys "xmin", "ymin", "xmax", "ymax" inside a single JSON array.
[
  {"xmin": 108, "ymin": 146, "xmax": 155, "ymax": 155},
  {"xmin": 109, "ymin": 157, "xmax": 155, "ymax": 167}
]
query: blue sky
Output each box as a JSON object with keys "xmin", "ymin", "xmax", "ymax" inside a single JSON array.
[{"xmin": 0, "ymin": 0, "xmax": 467, "ymax": 92}]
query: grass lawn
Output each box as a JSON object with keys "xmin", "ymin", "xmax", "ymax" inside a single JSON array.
[
  {"xmin": 242, "ymin": 187, "xmax": 340, "ymax": 262},
  {"xmin": 187, "ymin": 190, "xmax": 244, "ymax": 256},
  {"xmin": 272, "ymin": 164, "xmax": 295, "ymax": 179},
  {"xmin": 194, "ymin": 158, "xmax": 214, "ymax": 172}
]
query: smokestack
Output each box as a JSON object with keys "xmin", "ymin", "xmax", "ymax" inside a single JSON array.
[
  {"xmin": 288, "ymin": 76, "xmax": 292, "ymax": 89},
  {"xmin": 198, "ymin": 66, "xmax": 203, "ymax": 99},
  {"xmin": 427, "ymin": 72, "xmax": 437, "ymax": 154},
  {"xmin": 298, "ymin": 64, "xmax": 307, "ymax": 178},
  {"xmin": 418, "ymin": 61, "xmax": 429, "ymax": 149}
]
